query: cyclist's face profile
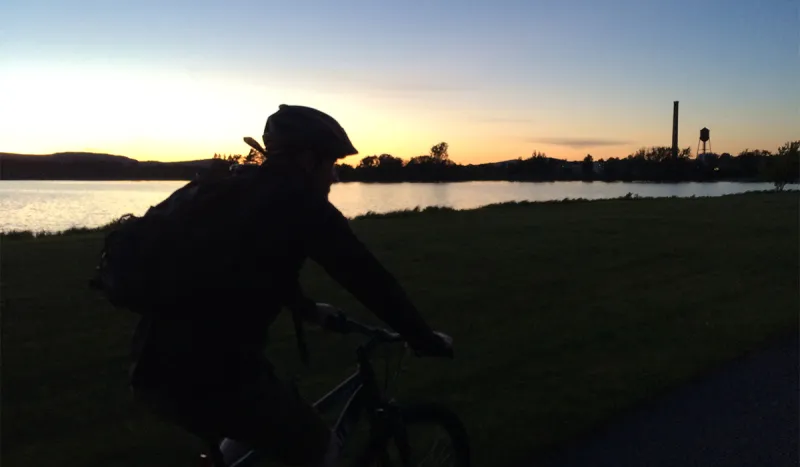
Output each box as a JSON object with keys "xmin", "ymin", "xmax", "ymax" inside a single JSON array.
[
  {"xmin": 295, "ymin": 149, "xmax": 338, "ymax": 196},
  {"xmin": 311, "ymin": 157, "xmax": 337, "ymax": 196}
]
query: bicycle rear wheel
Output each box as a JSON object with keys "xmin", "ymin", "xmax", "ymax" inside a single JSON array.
[{"xmin": 353, "ymin": 403, "xmax": 470, "ymax": 467}]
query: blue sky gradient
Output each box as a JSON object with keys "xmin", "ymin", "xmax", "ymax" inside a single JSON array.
[{"xmin": 2, "ymin": 0, "xmax": 797, "ymax": 163}]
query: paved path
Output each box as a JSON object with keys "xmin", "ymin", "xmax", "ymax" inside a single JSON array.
[{"xmin": 531, "ymin": 336, "xmax": 799, "ymax": 467}]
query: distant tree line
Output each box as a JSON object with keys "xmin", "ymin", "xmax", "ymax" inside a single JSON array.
[
  {"xmin": 329, "ymin": 140, "xmax": 799, "ymax": 189},
  {"xmin": 211, "ymin": 148, "xmax": 265, "ymax": 166},
  {"xmin": 3, "ymin": 141, "xmax": 797, "ymax": 189}
]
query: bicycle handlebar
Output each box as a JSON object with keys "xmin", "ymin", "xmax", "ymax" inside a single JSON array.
[
  {"xmin": 319, "ymin": 309, "xmax": 404, "ymax": 343},
  {"xmin": 311, "ymin": 304, "xmax": 453, "ymax": 358}
]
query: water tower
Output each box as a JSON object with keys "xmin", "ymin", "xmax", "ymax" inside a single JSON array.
[{"xmin": 697, "ymin": 127, "xmax": 711, "ymax": 156}]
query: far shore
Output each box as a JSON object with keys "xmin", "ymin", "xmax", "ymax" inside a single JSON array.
[{"xmin": 0, "ymin": 177, "xmax": 781, "ymax": 184}]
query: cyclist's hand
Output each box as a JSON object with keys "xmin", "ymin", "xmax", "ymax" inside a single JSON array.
[{"xmin": 411, "ymin": 331, "xmax": 454, "ymax": 359}]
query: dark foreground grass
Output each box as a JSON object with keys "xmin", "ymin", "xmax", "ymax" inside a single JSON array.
[{"xmin": 2, "ymin": 192, "xmax": 798, "ymax": 466}]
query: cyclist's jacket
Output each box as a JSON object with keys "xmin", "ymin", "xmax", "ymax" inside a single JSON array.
[{"xmin": 129, "ymin": 163, "xmax": 435, "ymax": 390}]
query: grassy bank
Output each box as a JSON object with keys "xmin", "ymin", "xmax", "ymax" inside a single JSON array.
[{"xmin": 2, "ymin": 192, "xmax": 798, "ymax": 466}]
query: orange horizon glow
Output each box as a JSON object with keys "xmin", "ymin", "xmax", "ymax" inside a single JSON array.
[{"xmin": 1, "ymin": 65, "xmax": 797, "ymax": 166}]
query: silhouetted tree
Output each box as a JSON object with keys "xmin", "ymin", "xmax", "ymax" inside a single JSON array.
[
  {"xmin": 213, "ymin": 153, "xmax": 243, "ymax": 164},
  {"xmin": 335, "ymin": 163, "xmax": 355, "ymax": 181},
  {"xmin": 378, "ymin": 154, "xmax": 404, "ymax": 169},
  {"xmin": 767, "ymin": 140, "xmax": 800, "ymax": 191},
  {"xmin": 354, "ymin": 154, "xmax": 406, "ymax": 181},
  {"xmin": 408, "ymin": 155, "xmax": 435, "ymax": 165},
  {"xmin": 358, "ymin": 155, "xmax": 379, "ymax": 169},
  {"xmin": 582, "ymin": 154, "xmax": 594, "ymax": 179},
  {"xmin": 430, "ymin": 142, "xmax": 449, "ymax": 163},
  {"xmin": 734, "ymin": 149, "xmax": 767, "ymax": 179},
  {"xmin": 242, "ymin": 148, "xmax": 265, "ymax": 165}
]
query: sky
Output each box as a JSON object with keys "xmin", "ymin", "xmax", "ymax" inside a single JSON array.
[{"xmin": 1, "ymin": 0, "xmax": 798, "ymax": 165}]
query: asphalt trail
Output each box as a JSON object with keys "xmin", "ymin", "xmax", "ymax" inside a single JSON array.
[{"xmin": 531, "ymin": 336, "xmax": 799, "ymax": 467}]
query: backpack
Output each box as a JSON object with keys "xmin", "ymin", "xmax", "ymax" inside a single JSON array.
[
  {"xmin": 89, "ymin": 164, "xmax": 262, "ymax": 312},
  {"xmin": 90, "ymin": 162, "xmax": 316, "ymax": 365}
]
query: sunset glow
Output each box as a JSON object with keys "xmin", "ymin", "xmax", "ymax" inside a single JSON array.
[{"xmin": 2, "ymin": 0, "xmax": 797, "ymax": 164}]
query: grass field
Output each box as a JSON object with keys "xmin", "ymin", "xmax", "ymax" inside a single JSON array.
[{"xmin": 2, "ymin": 192, "xmax": 798, "ymax": 467}]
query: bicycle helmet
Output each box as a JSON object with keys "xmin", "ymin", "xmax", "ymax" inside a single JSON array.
[{"xmin": 263, "ymin": 104, "xmax": 358, "ymax": 160}]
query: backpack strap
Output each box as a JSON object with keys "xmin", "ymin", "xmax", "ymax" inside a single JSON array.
[
  {"xmin": 292, "ymin": 307, "xmax": 310, "ymax": 367},
  {"xmin": 284, "ymin": 283, "xmax": 315, "ymax": 367}
]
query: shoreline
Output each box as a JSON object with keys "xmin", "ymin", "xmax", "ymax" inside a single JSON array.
[
  {"xmin": 1, "ymin": 189, "xmax": 793, "ymax": 239},
  {"xmin": 0, "ymin": 177, "xmax": 785, "ymax": 184}
]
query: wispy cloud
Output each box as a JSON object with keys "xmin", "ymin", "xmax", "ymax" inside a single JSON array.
[
  {"xmin": 479, "ymin": 117, "xmax": 536, "ymax": 124},
  {"xmin": 528, "ymin": 137, "xmax": 632, "ymax": 149}
]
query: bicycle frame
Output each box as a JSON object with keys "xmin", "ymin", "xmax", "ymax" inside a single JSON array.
[
  {"xmin": 316, "ymin": 340, "xmax": 393, "ymax": 457},
  {"xmin": 315, "ymin": 368, "xmax": 368, "ymax": 451},
  {"xmin": 217, "ymin": 337, "xmax": 401, "ymax": 467}
]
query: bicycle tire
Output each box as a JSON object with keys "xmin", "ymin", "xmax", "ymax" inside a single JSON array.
[{"xmin": 352, "ymin": 402, "xmax": 470, "ymax": 467}]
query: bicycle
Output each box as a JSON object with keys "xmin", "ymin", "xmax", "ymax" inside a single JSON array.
[{"xmin": 198, "ymin": 307, "xmax": 470, "ymax": 467}]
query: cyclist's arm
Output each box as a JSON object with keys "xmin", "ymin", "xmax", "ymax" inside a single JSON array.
[
  {"xmin": 282, "ymin": 281, "xmax": 318, "ymax": 319},
  {"xmin": 300, "ymin": 197, "xmax": 439, "ymax": 350}
]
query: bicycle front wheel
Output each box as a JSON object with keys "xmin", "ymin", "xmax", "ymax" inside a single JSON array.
[{"xmin": 355, "ymin": 403, "xmax": 470, "ymax": 467}]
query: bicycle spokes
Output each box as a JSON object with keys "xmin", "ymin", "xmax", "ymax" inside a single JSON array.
[
  {"xmin": 415, "ymin": 434, "xmax": 456, "ymax": 467},
  {"xmin": 396, "ymin": 425, "xmax": 457, "ymax": 467}
]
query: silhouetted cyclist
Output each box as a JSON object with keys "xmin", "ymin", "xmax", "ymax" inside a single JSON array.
[{"xmin": 129, "ymin": 104, "xmax": 453, "ymax": 466}]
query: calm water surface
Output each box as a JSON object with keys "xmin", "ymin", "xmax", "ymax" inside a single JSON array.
[{"xmin": 0, "ymin": 180, "xmax": 792, "ymax": 233}]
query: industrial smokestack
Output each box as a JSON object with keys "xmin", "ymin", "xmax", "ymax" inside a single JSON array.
[{"xmin": 672, "ymin": 101, "xmax": 679, "ymax": 159}]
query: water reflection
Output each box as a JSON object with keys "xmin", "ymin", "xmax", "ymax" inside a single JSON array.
[{"xmin": 0, "ymin": 180, "xmax": 794, "ymax": 233}]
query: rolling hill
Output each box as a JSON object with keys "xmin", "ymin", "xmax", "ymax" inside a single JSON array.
[{"xmin": 0, "ymin": 152, "xmax": 215, "ymax": 180}]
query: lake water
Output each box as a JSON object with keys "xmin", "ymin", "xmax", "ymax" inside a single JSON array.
[{"xmin": 0, "ymin": 180, "xmax": 793, "ymax": 233}]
